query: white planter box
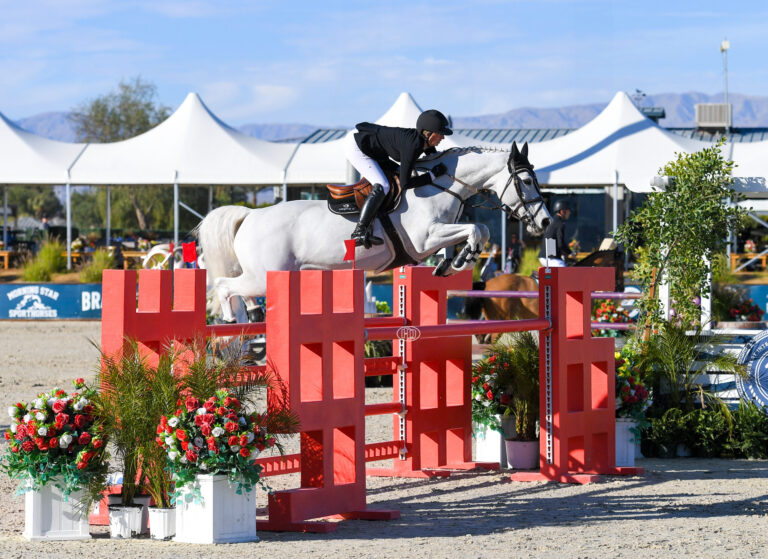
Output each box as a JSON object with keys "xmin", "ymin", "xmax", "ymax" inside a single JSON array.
[
  {"xmin": 474, "ymin": 416, "xmax": 513, "ymax": 466},
  {"xmin": 108, "ymin": 494, "xmax": 150, "ymax": 538},
  {"xmin": 174, "ymin": 474, "xmax": 258, "ymax": 544},
  {"xmin": 615, "ymin": 418, "xmax": 637, "ymax": 467},
  {"xmin": 24, "ymin": 481, "xmax": 91, "ymax": 541},
  {"xmin": 505, "ymin": 439, "xmax": 539, "ymax": 470},
  {"xmin": 149, "ymin": 507, "xmax": 176, "ymax": 540}
]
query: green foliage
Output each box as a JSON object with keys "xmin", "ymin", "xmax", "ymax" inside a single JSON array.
[
  {"xmin": 646, "ymin": 408, "xmax": 686, "ymax": 457},
  {"xmin": 22, "ymin": 240, "xmax": 67, "ymax": 281},
  {"xmin": 644, "ymin": 321, "xmax": 746, "ymax": 412},
  {"xmin": 471, "ymin": 331, "xmax": 539, "ymax": 440},
  {"xmin": 517, "ymin": 247, "xmax": 541, "ymax": 277},
  {"xmin": 614, "ymin": 141, "xmax": 746, "ymax": 327},
  {"xmin": 726, "ymin": 402, "xmax": 768, "ymax": 459},
  {"xmin": 6, "ymin": 185, "xmax": 62, "ymax": 220},
  {"xmin": 80, "ymin": 249, "xmax": 115, "ymax": 283}
]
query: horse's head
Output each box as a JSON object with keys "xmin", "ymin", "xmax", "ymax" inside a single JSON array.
[{"xmin": 496, "ymin": 142, "xmax": 551, "ymax": 234}]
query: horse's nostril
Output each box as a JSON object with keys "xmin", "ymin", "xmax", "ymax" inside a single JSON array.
[{"xmin": 541, "ymin": 218, "xmax": 551, "ymax": 228}]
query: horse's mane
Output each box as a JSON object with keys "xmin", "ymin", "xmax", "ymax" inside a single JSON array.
[{"xmin": 418, "ymin": 145, "xmax": 511, "ymax": 163}]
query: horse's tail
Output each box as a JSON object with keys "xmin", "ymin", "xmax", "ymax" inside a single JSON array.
[{"xmin": 193, "ymin": 205, "xmax": 252, "ymax": 313}]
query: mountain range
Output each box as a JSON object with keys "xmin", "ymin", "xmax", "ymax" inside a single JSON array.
[{"xmin": 12, "ymin": 91, "xmax": 768, "ymax": 143}]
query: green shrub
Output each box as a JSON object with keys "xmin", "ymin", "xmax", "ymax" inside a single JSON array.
[
  {"xmin": 80, "ymin": 249, "xmax": 115, "ymax": 283},
  {"xmin": 686, "ymin": 407, "xmax": 730, "ymax": 457},
  {"xmin": 518, "ymin": 247, "xmax": 540, "ymax": 277},
  {"xmin": 646, "ymin": 408, "xmax": 686, "ymax": 457},
  {"xmin": 727, "ymin": 402, "xmax": 768, "ymax": 459},
  {"xmin": 22, "ymin": 240, "xmax": 67, "ymax": 281}
]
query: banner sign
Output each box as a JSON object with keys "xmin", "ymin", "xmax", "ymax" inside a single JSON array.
[{"xmin": 0, "ymin": 284, "xmax": 102, "ymax": 320}]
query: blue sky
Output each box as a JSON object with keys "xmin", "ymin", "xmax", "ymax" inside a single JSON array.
[{"xmin": 2, "ymin": 0, "xmax": 767, "ymax": 125}]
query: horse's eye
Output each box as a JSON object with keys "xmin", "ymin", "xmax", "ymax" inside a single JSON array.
[{"xmin": 523, "ymin": 178, "xmax": 533, "ymax": 186}]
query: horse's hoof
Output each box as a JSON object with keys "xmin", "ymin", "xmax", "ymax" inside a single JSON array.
[
  {"xmin": 433, "ymin": 258, "xmax": 452, "ymax": 277},
  {"xmin": 247, "ymin": 307, "xmax": 265, "ymax": 323}
]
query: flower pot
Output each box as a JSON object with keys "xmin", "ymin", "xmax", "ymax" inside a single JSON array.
[
  {"xmin": 615, "ymin": 418, "xmax": 636, "ymax": 467},
  {"xmin": 109, "ymin": 505, "xmax": 144, "ymax": 539},
  {"xmin": 23, "ymin": 481, "xmax": 91, "ymax": 541},
  {"xmin": 174, "ymin": 474, "xmax": 258, "ymax": 544},
  {"xmin": 148, "ymin": 507, "xmax": 176, "ymax": 540},
  {"xmin": 473, "ymin": 421, "xmax": 504, "ymax": 465},
  {"xmin": 504, "ymin": 439, "xmax": 539, "ymax": 470}
]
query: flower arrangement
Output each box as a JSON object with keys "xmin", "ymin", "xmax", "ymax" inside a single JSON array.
[
  {"xmin": 592, "ymin": 299, "xmax": 634, "ymax": 337},
  {"xmin": 744, "ymin": 239, "xmax": 757, "ymax": 252},
  {"xmin": 729, "ymin": 298, "xmax": 764, "ymax": 321},
  {"xmin": 157, "ymin": 388, "xmax": 276, "ymax": 500},
  {"xmin": 137, "ymin": 238, "xmax": 151, "ymax": 251},
  {"xmin": 615, "ymin": 344, "xmax": 651, "ymax": 422},
  {"xmin": 70, "ymin": 237, "xmax": 84, "ymax": 251},
  {"xmin": 1, "ymin": 378, "xmax": 108, "ymax": 497},
  {"xmin": 471, "ymin": 332, "xmax": 539, "ymax": 440},
  {"xmin": 568, "ymin": 239, "xmax": 580, "ymax": 254}
]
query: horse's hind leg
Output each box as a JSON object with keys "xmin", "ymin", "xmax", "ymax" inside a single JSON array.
[{"xmin": 214, "ymin": 274, "xmax": 265, "ymax": 323}]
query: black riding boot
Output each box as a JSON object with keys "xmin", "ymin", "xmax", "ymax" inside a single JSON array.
[{"xmin": 351, "ymin": 183, "xmax": 386, "ymax": 248}]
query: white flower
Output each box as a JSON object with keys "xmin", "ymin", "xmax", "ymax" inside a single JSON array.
[
  {"xmin": 196, "ymin": 408, "xmax": 207, "ymax": 416},
  {"xmin": 180, "ymin": 456, "xmax": 188, "ymax": 464},
  {"xmin": 8, "ymin": 406, "xmax": 16, "ymax": 418},
  {"xmin": 23, "ymin": 414, "xmax": 32, "ymax": 422},
  {"xmin": 37, "ymin": 427, "xmax": 48, "ymax": 436},
  {"xmin": 482, "ymin": 400, "xmax": 491, "ymax": 407},
  {"xmin": 194, "ymin": 437, "xmax": 205, "ymax": 448},
  {"xmin": 10, "ymin": 423, "xmax": 17, "ymax": 433},
  {"xmin": 230, "ymin": 445, "xmax": 240, "ymax": 452},
  {"xmin": 250, "ymin": 448, "xmax": 260, "ymax": 460},
  {"xmin": 199, "ymin": 462, "xmax": 208, "ymax": 471},
  {"xmin": 47, "ymin": 397, "xmax": 57, "ymax": 407},
  {"xmin": 246, "ymin": 432, "xmax": 255, "ymax": 443},
  {"xmin": 212, "ymin": 426, "xmax": 224, "ymax": 437},
  {"xmin": 168, "ymin": 451, "xmax": 179, "ymax": 461},
  {"xmin": 239, "ymin": 417, "xmax": 246, "ymax": 425},
  {"xmin": 164, "ymin": 436, "xmax": 175, "ymax": 446},
  {"xmin": 35, "ymin": 411, "xmax": 46, "ymax": 421},
  {"xmin": 34, "ymin": 398, "xmax": 45, "ymax": 409},
  {"xmin": 168, "ymin": 417, "xmax": 179, "ymax": 428},
  {"xmin": 79, "ymin": 398, "xmax": 89, "ymax": 406},
  {"xmin": 59, "ymin": 434, "xmax": 73, "ymax": 447},
  {"xmin": 73, "ymin": 401, "xmax": 84, "ymax": 411}
]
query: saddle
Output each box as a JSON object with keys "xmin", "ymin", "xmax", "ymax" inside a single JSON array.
[{"xmin": 326, "ymin": 164, "xmax": 403, "ymax": 216}]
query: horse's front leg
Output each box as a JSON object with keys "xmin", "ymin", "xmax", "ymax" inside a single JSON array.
[{"xmin": 423, "ymin": 222, "xmax": 490, "ymax": 276}]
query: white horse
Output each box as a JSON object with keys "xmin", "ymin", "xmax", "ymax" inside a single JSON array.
[{"xmin": 198, "ymin": 141, "xmax": 551, "ymax": 322}]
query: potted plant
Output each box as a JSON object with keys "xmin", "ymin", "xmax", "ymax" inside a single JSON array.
[
  {"xmin": 471, "ymin": 349, "xmax": 510, "ymax": 464},
  {"xmin": 1, "ymin": 378, "xmax": 108, "ymax": 541},
  {"xmin": 614, "ymin": 340, "xmax": 652, "ymax": 467},
  {"xmin": 161, "ymin": 340, "xmax": 298, "ymax": 544},
  {"xmin": 494, "ymin": 332, "xmax": 540, "ymax": 470},
  {"xmin": 93, "ymin": 341, "xmax": 165, "ymax": 538}
]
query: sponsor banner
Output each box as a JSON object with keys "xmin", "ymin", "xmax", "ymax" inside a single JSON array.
[{"xmin": 0, "ymin": 284, "xmax": 102, "ymax": 320}]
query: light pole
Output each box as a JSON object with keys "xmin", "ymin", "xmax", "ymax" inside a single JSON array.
[{"xmin": 720, "ymin": 38, "xmax": 730, "ymax": 133}]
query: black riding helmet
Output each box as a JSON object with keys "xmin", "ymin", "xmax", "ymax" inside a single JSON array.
[
  {"xmin": 417, "ymin": 109, "xmax": 453, "ymax": 136},
  {"xmin": 552, "ymin": 199, "xmax": 570, "ymax": 213}
]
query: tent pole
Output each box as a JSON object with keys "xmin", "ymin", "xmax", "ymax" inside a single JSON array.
[
  {"xmin": 3, "ymin": 186, "xmax": 7, "ymax": 248},
  {"xmin": 173, "ymin": 172, "xmax": 179, "ymax": 271},
  {"xmin": 500, "ymin": 211, "xmax": 506, "ymax": 272},
  {"xmin": 106, "ymin": 185, "xmax": 111, "ymax": 247},
  {"xmin": 613, "ymin": 170, "xmax": 619, "ymax": 234},
  {"xmin": 66, "ymin": 182, "xmax": 72, "ymax": 270},
  {"xmin": 208, "ymin": 185, "xmax": 213, "ymax": 213}
]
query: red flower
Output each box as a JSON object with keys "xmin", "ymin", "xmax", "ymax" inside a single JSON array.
[
  {"xmin": 52, "ymin": 400, "xmax": 67, "ymax": 413},
  {"xmin": 217, "ymin": 406, "xmax": 227, "ymax": 416},
  {"xmin": 239, "ymin": 447, "xmax": 250, "ymax": 458},
  {"xmin": 228, "ymin": 435, "xmax": 239, "ymax": 447},
  {"xmin": 184, "ymin": 396, "xmax": 200, "ymax": 412},
  {"xmin": 15, "ymin": 424, "xmax": 26, "ymax": 438},
  {"xmin": 225, "ymin": 421, "xmax": 237, "ymax": 432},
  {"xmin": 176, "ymin": 429, "xmax": 187, "ymax": 441},
  {"xmin": 55, "ymin": 412, "xmax": 69, "ymax": 425},
  {"xmin": 482, "ymin": 382, "xmax": 489, "ymax": 390},
  {"xmin": 201, "ymin": 414, "xmax": 215, "ymax": 425},
  {"xmin": 266, "ymin": 437, "xmax": 276, "ymax": 447},
  {"xmin": 223, "ymin": 397, "xmax": 233, "ymax": 407},
  {"xmin": 239, "ymin": 434, "xmax": 248, "ymax": 446},
  {"xmin": 93, "ymin": 439, "xmax": 104, "ymax": 449},
  {"xmin": 204, "ymin": 400, "xmax": 216, "ymax": 412},
  {"xmin": 83, "ymin": 404, "xmax": 94, "ymax": 414},
  {"xmin": 21, "ymin": 441, "xmax": 34, "ymax": 452},
  {"xmin": 185, "ymin": 450, "xmax": 198, "ymax": 463},
  {"xmin": 76, "ymin": 461, "xmax": 87, "ymax": 470},
  {"xmin": 200, "ymin": 424, "xmax": 212, "ymax": 436},
  {"xmin": 181, "ymin": 441, "xmax": 189, "ymax": 450},
  {"xmin": 74, "ymin": 415, "xmax": 88, "ymax": 429},
  {"xmin": 74, "ymin": 377, "xmax": 85, "ymax": 386},
  {"xmin": 49, "ymin": 436, "xmax": 58, "ymax": 448},
  {"xmin": 3, "ymin": 431, "xmax": 10, "ymax": 441},
  {"xmin": 486, "ymin": 390, "xmax": 493, "ymax": 400},
  {"xmin": 471, "ymin": 376, "xmax": 479, "ymax": 384},
  {"xmin": 36, "ymin": 439, "xmax": 48, "ymax": 451},
  {"xmin": 156, "ymin": 424, "xmax": 166, "ymax": 434},
  {"xmin": 78, "ymin": 432, "xmax": 91, "ymax": 445},
  {"xmin": 500, "ymin": 394, "xmax": 511, "ymax": 406},
  {"xmin": 488, "ymin": 356, "xmax": 497, "ymax": 363},
  {"xmin": 11, "ymin": 446, "xmax": 19, "ymax": 453}
]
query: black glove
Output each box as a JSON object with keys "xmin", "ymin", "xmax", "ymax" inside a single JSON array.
[{"xmin": 432, "ymin": 163, "xmax": 447, "ymax": 178}]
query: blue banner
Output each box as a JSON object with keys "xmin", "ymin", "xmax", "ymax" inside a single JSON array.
[{"xmin": 0, "ymin": 284, "xmax": 102, "ymax": 320}]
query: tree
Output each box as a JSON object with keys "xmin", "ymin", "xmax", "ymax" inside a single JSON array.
[
  {"xmin": 69, "ymin": 78, "xmax": 171, "ymax": 230},
  {"xmin": 6, "ymin": 185, "xmax": 62, "ymax": 220},
  {"xmin": 614, "ymin": 140, "xmax": 746, "ymax": 327}
]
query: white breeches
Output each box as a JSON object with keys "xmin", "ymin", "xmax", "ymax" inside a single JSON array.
[
  {"xmin": 539, "ymin": 257, "xmax": 567, "ymax": 267},
  {"xmin": 344, "ymin": 132, "xmax": 390, "ymax": 195}
]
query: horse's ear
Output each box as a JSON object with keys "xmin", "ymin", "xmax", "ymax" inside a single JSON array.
[
  {"xmin": 511, "ymin": 141, "xmax": 519, "ymax": 157},
  {"xmin": 521, "ymin": 142, "xmax": 528, "ymax": 159}
]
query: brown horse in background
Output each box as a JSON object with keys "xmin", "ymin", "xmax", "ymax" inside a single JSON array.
[{"xmin": 465, "ymin": 250, "xmax": 624, "ymax": 324}]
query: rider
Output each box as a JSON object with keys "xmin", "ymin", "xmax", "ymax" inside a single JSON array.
[
  {"xmin": 344, "ymin": 109, "xmax": 453, "ymax": 248},
  {"xmin": 538, "ymin": 199, "xmax": 571, "ymax": 267}
]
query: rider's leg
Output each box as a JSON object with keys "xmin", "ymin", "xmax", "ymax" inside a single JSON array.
[{"xmin": 351, "ymin": 183, "xmax": 386, "ymax": 248}]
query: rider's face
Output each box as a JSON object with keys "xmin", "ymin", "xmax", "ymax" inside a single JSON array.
[{"xmin": 427, "ymin": 132, "xmax": 444, "ymax": 147}]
